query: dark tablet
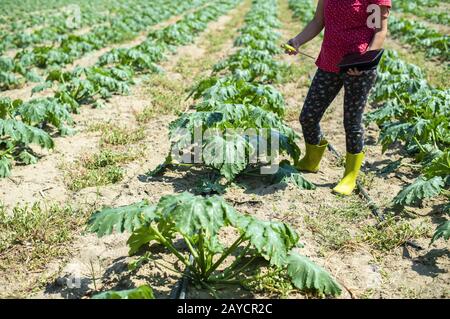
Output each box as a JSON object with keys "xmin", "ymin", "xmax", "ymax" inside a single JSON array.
[{"xmin": 338, "ymin": 49, "xmax": 384, "ymax": 73}]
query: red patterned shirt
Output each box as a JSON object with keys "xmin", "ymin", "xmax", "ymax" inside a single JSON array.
[{"xmin": 316, "ymin": 0, "xmax": 391, "ymax": 73}]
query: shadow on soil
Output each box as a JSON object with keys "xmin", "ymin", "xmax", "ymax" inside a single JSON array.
[
  {"xmin": 43, "ymin": 237, "xmax": 262, "ymax": 299},
  {"xmin": 137, "ymin": 165, "xmax": 292, "ymax": 196},
  {"xmin": 411, "ymin": 249, "xmax": 450, "ymax": 277}
]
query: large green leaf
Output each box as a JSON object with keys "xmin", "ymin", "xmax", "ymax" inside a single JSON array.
[
  {"xmin": 127, "ymin": 226, "xmax": 158, "ymax": 255},
  {"xmin": 431, "ymin": 221, "xmax": 450, "ymax": 244},
  {"xmin": 424, "ymin": 150, "xmax": 450, "ymax": 179},
  {"xmin": 156, "ymin": 192, "xmax": 238, "ymax": 237},
  {"xmin": 92, "ymin": 285, "xmax": 155, "ymax": 299},
  {"xmin": 287, "ymin": 252, "xmax": 341, "ymax": 297},
  {"xmin": 18, "ymin": 150, "xmax": 37, "ymax": 165},
  {"xmin": 393, "ymin": 176, "xmax": 445, "ymax": 206},
  {"xmin": 0, "ymin": 157, "xmax": 12, "ymax": 178},
  {"xmin": 236, "ymin": 215, "xmax": 299, "ymax": 266},
  {"xmin": 0, "ymin": 118, "xmax": 54, "ymax": 149},
  {"xmin": 87, "ymin": 201, "xmax": 157, "ymax": 237},
  {"xmin": 271, "ymin": 160, "xmax": 316, "ymax": 190},
  {"xmin": 203, "ymin": 132, "xmax": 250, "ymax": 181}
]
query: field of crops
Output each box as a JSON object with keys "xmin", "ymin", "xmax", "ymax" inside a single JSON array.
[{"xmin": 0, "ymin": 0, "xmax": 448, "ymax": 300}]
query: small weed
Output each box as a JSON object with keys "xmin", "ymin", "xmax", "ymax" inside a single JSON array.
[
  {"xmin": 245, "ymin": 267, "xmax": 295, "ymax": 298},
  {"xmin": 360, "ymin": 215, "xmax": 429, "ymax": 252},
  {"xmin": 88, "ymin": 122, "xmax": 146, "ymax": 146},
  {"xmin": 360, "ymin": 288, "xmax": 377, "ymax": 299},
  {"xmin": 100, "ymin": 126, "xmax": 145, "ymax": 146},
  {"xmin": 69, "ymin": 165, "xmax": 124, "ymax": 191},
  {"xmin": 140, "ymin": 74, "xmax": 187, "ymax": 120},
  {"xmin": 83, "ymin": 149, "xmax": 139, "ymax": 169},
  {"xmin": 65, "ymin": 148, "xmax": 142, "ymax": 191},
  {"xmin": 359, "ymin": 171, "xmax": 376, "ymax": 189},
  {"xmin": 303, "ymin": 214, "xmax": 356, "ymax": 251},
  {"xmin": 329, "ymin": 199, "xmax": 371, "ymax": 222},
  {"xmin": 135, "ymin": 106, "xmax": 157, "ymax": 124},
  {"xmin": 174, "ymin": 56, "xmax": 214, "ymax": 79},
  {"xmin": 0, "ymin": 202, "xmax": 87, "ymax": 271}
]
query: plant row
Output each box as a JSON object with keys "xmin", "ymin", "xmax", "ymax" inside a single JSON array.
[
  {"xmin": 88, "ymin": 192, "xmax": 342, "ymax": 298},
  {"xmin": 0, "ymin": 0, "xmax": 129, "ymax": 34},
  {"xmin": 389, "ymin": 15, "xmax": 449, "ymax": 61},
  {"xmin": 366, "ymin": 49, "xmax": 449, "ymax": 209},
  {"xmin": 394, "ymin": 0, "xmax": 448, "ymax": 26},
  {"xmin": 152, "ymin": 0, "xmax": 319, "ymax": 193},
  {"xmin": 0, "ymin": 0, "xmax": 137, "ymax": 53},
  {"xmin": 0, "ymin": 0, "xmax": 240, "ymax": 178},
  {"xmin": 288, "ymin": 0, "xmax": 315, "ymax": 24},
  {"xmin": 0, "ymin": 0, "xmax": 208, "ymax": 90},
  {"xmin": 367, "ymin": 50, "xmax": 450, "ymax": 244}
]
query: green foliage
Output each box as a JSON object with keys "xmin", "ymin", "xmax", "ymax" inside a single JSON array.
[
  {"xmin": 431, "ymin": 221, "xmax": 450, "ymax": 244},
  {"xmin": 287, "ymin": 253, "xmax": 342, "ymax": 296},
  {"xmin": 0, "ymin": 202, "xmax": 87, "ymax": 271},
  {"xmin": 0, "ymin": 0, "xmax": 210, "ymax": 88},
  {"xmin": 158, "ymin": 0, "xmax": 302, "ymax": 184},
  {"xmin": 288, "ymin": 0, "xmax": 315, "ymax": 24},
  {"xmin": 87, "ymin": 201, "xmax": 156, "ymax": 237},
  {"xmin": 389, "ymin": 16, "xmax": 449, "ymax": 60},
  {"xmin": 236, "ymin": 214, "xmax": 300, "ymax": 267},
  {"xmin": 87, "ymin": 192, "xmax": 341, "ymax": 297},
  {"xmin": 361, "ymin": 215, "xmax": 428, "ymax": 252},
  {"xmin": 394, "ymin": 0, "xmax": 449, "ymax": 25},
  {"xmin": 366, "ymin": 50, "xmax": 450, "ymax": 206},
  {"xmin": 271, "ymin": 160, "xmax": 316, "ymax": 190},
  {"xmin": 393, "ymin": 176, "xmax": 445, "ymax": 206},
  {"xmin": 0, "ymin": 0, "xmax": 241, "ymax": 178},
  {"xmin": 0, "ymin": 118, "xmax": 54, "ymax": 177}
]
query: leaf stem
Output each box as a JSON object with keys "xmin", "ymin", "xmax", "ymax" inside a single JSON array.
[
  {"xmin": 211, "ymin": 242, "xmax": 251, "ymax": 280},
  {"xmin": 223, "ymin": 255, "xmax": 258, "ymax": 281},
  {"xmin": 204, "ymin": 233, "xmax": 246, "ymax": 278},
  {"xmin": 151, "ymin": 225, "xmax": 191, "ymax": 268}
]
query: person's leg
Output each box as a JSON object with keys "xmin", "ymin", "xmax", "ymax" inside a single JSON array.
[
  {"xmin": 342, "ymin": 69, "xmax": 378, "ymax": 154},
  {"xmin": 297, "ymin": 68, "xmax": 343, "ymax": 172},
  {"xmin": 334, "ymin": 69, "xmax": 378, "ymax": 195},
  {"xmin": 300, "ymin": 69, "xmax": 343, "ymax": 145}
]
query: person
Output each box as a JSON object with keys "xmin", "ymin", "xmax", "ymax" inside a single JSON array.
[{"xmin": 285, "ymin": 0, "xmax": 391, "ymax": 195}]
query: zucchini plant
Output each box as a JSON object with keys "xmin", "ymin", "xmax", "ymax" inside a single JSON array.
[
  {"xmin": 394, "ymin": 0, "xmax": 449, "ymax": 27},
  {"xmin": 366, "ymin": 50, "xmax": 449, "ymax": 206},
  {"xmin": 0, "ymin": 97, "xmax": 72, "ymax": 177},
  {"xmin": 288, "ymin": 0, "xmax": 315, "ymax": 24},
  {"xmin": 153, "ymin": 0, "xmax": 314, "ymax": 190},
  {"xmin": 0, "ymin": 0, "xmax": 210, "ymax": 90},
  {"xmin": 389, "ymin": 15, "xmax": 449, "ymax": 60},
  {"xmin": 0, "ymin": 0, "xmax": 241, "ymax": 178},
  {"xmin": 366, "ymin": 50, "xmax": 449, "ymax": 244},
  {"xmin": 88, "ymin": 192, "xmax": 342, "ymax": 298}
]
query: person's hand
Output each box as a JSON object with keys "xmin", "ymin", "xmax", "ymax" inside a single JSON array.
[
  {"xmin": 284, "ymin": 38, "xmax": 299, "ymax": 55},
  {"xmin": 347, "ymin": 68, "xmax": 363, "ymax": 76}
]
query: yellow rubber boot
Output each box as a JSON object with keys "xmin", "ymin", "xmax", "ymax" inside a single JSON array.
[
  {"xmin": 333, "ymin": 152, "xmax": 365, "ymax": 196},
  {"xmin": 296, "ymin": 140, "xmax": 328, "ymax": 173}
]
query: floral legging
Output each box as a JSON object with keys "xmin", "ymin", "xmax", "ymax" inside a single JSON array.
[{"xmin": 300, "ymin": 68, "xmax": 378, "ymax": 154}]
